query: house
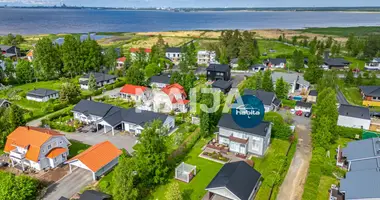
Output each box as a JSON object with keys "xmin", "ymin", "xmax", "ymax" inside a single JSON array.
[
  {"xmin": 0, "ymin": 99, "xmax": 11, "ymax": 108},
  {"xmin": 26, "ymin": 88, "xmax": 59, "ymax": 102},
  {"xmin": 197, "ymin": 50, "xmax": 217, "ymax": 65},
  {"xmin": 130, "ymin": 48, "xmax": 151, "ymax": 61},
  {"xmin": 79, "ymin": 72, "xmax": 117, "ymax": 90},
  {"xmin": 3, "ymin": 126, "xmax": 71, "ymax": 171},
  {"xmin": 150, "ymin": 73, "xmax": 171, "ymax": 88},
  {"xmin": 0, "ymin": 45, "xmax": 21, "ymax": 59},
  {"xmin": 295, "ymin": 101, "xmax": 312, "ymax": 113},
  {"xmin": 217, "ymin": 113, "xmax": 272, "ymax": 156},
  {"xmin": 26, "ymin": 50, "xmax": 34, "ymax": 62},
  {"xmin": 336, "ymin": 138, "xmax": 380, "ymax": 200},
  {"xmin": 72, "ymin": 100, "xmax": 175, "ymax": 135},
  {"xmin": 251, "ymin": 64, "xmax": 267, "ymax": 72},
  {"xmin": 230, "ymin": 58, "xmax": 239, "ymax": 68},
  {"xmin": 120, "ymin": 84, "xmax": 150, "ymax": 102},
  {"xmin": 272, "ymin": 72, "xmax": 310, "ymax": 95},
  {"xmin": 263, "ymin": 58, "xmax": 286, "ymax": 68},
  {"xmin": 212, "ymin": 80, "xmax": 232, "ymax": 94},
  {"xmin": 244, "ymin": 89, "xmax": 281, "ymax": 112},
  {"xmin": 79, "ymin": 190, "xmax": 111, "ymax": 200},
  {"xmin": 205, "ymin": 161, "xmax": 261, "ymax": 200},
  {"xmin": 206, "ymin": 64, "xmax": 231, "ymax": 81},
  {"xmin": 359, "ymin": 86, "xmax": 380, "ymax": 107},
  {"xmin": 321, "ymin": 58, "xmax": 350, "ymax": 70},
  {"xmin": 307, "ymin": 90, "xmax": 317, "ymax": 103},
  {"xmin": 158, "ymin": 83, "xmax": 190, "ymax": 113},
  {"xmin": 364, "ymin": 58, "xmax": 380, "ymax": 70},
  {"xmin": 166, "ymin": 47, "xmax": 182, "ymax": 64},
  {"xmin": 116, "ymin": 57, "xmax": 126, "ymax": 69},
  {"xmin": 337, "ymin": 104, "xmax": 370, "ymax": 130},
  {"xmin": 66, "ymin": 141, "xmax": 122, "ymax": 181}
]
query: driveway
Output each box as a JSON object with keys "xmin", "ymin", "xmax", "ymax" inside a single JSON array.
[
  {"xmin": 65, "ymin": 130, "xmax": 137, "ymax": 153},
  {"xmin": 42, "ymin": 167, "xmax": 93, "ymax": 200},
  {"xmin": 336, "ymin": 88, "xmax": 349, "ymax": 105}
]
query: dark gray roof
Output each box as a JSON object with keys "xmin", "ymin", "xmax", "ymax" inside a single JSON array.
[
  {"xmin": 309, "ymin": 90, "xmax": 318, "ymax": 96},
  {"xmin": 80, "ymin": 73, "xmax": 117, "ymax": 85},
  {"xmin": 359, "ymin": 86, "xmax": 380, "ymax": 98},
  {"xmin": 342, "ymin": 138, "xmax": 380, "ymax": 161},
  {"xmin": 273, "ymin": 98, "xmax": 282, "ymax": 107},
  {"xmin": 0, "ymin": 45, "xmax": 13, "ymax": 51},
  {"xmin": 150, "ymin": 74, "xmax": 171, "ymax": 84},
  {"xmin": 340, "ymin": 169, "xmax": 380, "ymax": 200},
  {"xmin": 324, "ymin": 58, "xmax": 350, "ymax": 66},
  {"xmin": 349, "ymin": 158, "xmax": 380, "ymax": 172},
  {"xmin": 72, "ymin": 100, "xmax": 169, "ymax": 127},
  {"xmin": 26, "ymin": 88, "xmax": 59, "ymax": 98},
  {"xmin": 206, "ymin": 161, "xmax": 261, "ymax": 200},
  {"xmin": 244, "ymin": 89, "xmax": 275, "ymax": 106},
  {"xmin": 339, "ymin": 104, "xmax": 370, "ymax": 120},
  {"xmin": 218, "ymin": 114, "xmax": 271, "ymax": 137},
  {"xmin": 212, "ymin": 80, "xmax": 232, "ymax": 90},
  {"xmin": 206, "ymin": 64, "xmax": 231, "ymax": 72},
  {"xmin": 79, "ymin": 190, "xmax": 111, "ymax": 200},
  {"xmin": 264, "ymin": 58, "xmax": 286, "ymax": 65},
  {"xmin": 295, "ymin": 101, "xmax": 312, "ymax": 108},
  {"xmin": 166, "ymin": 47, "xmax": 181, "ymax": 53}
]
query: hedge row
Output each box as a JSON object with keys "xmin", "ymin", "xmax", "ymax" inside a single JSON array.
[
  {"xmin": 168, "ymin": 128, "xmax": 201, "ymax": 166},
  {"xmin": 104, "ymin": 79, "xmax": 126, "ymax": 91},
  {"xmin": 282, "ymin": 99, "xmax": 296, "ymax": 108},
  {"xmin": 302, "ymin": 147, "xmax": 326, "ymax": 200},
  {"xmin": 41, "ymin": 106, "xmax": 76, "ymax": 132}
]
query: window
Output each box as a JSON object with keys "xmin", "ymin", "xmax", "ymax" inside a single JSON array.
[
  {"xmin": 47, "ymin": 144, "xmax": 51, "ymax": 150},
  {"xmin": 251, "ymin": 139, "xmax": 260, "ymax": 151},
  {"xmin": 59, "ymin": 141, "xmax": 63, "ymax": 144}
]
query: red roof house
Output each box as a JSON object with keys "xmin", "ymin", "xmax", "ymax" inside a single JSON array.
[{"xmin": 120, "ymin": 84, "xmax": 149, "ymax": 101}]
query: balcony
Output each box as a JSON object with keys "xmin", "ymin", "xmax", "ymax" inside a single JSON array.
[
  {"xmin": 229, "ymin": 135, "xmax": 248, "ymax": 144},
  {"xmin": 10, "ymin": 149, "xmax": 26, "ymax": 160}
]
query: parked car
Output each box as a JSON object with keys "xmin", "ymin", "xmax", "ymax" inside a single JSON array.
[
  {"xmin": 304, "ymin": 112, "xmax": 311, "ymax": 118},
  {"xmin": 296, "ymin": 110, "xmax": 303, "ymax": 116},
  {"xmin": 0, "ymin": 162, "xmax": 9, "ymax": 167},
  {"xmin": 290, "ymin": 109, "xmax": 296, "ymax": 114}
]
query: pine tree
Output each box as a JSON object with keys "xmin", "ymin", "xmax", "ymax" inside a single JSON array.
[
  {"xmin": 255, "ymin": 71, "xmax": 262, "ymax": 90},
  {"xmin": 344, "ymin": 70, "xmax": 355, "ymax": 85},
  {"xmin": 262, "ymin": 70, "xmax": 274, "ymax": 92},
  {"xmin": 356, "ymin": 73, "xmax": 363, "ymax": 86},
  {"xmin": 88, "ymin": 73, "xmax": 97, "ymax": 91},
  {"xmin": 275, "ymin": 77, "xmax": 287, "ymax": 99},
  {"xmin": 8, "ymin": 105, "xmax": 25, "ymax": 131}
]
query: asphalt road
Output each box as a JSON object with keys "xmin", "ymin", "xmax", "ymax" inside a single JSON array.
[{"xmin": 336, "ymin": 88, "xmax": 350, "ymax": 105}]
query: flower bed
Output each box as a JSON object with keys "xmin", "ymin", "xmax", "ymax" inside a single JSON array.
[
  {"xmin": 206, "ymin": 141, "xmax": 229, "ymax": 154},
  {"xmin": 202, "ymin": 151, "xmax": 229, "ymax": 162}
]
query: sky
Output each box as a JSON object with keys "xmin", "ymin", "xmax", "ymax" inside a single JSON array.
[{"xmin": 0, "ymin": 0, "xmax": 380, "ymax": 8}]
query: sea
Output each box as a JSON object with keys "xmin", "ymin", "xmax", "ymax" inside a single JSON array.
[{"xmin": 1, "ymin": 8, "xmax": 380, "ymax": 35}]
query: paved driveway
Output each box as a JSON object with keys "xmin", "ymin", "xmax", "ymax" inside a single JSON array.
[
  {"xmin": 42, "ymin": 167, "xmax": 93, "ymax": 200},
  {"xmin": 278, "ymin": 109, "xmax": 311, "ymax": 128},
  {"xmin": 65, "ymin": 130, "xmax": 137, "ymax": 153}
]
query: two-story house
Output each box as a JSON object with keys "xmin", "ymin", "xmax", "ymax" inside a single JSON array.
[
  {"xmin": 197, "ymin": 50, "xmax": 216, "ymax": 65},
  {"xmin": 244, "ymin": 89, "xmax": 281, "ymax": 112},
  {"xmin": 166, "ymin": 47, "xmax": 182, "ymax": 64},
  {"xmin": 79, "ymin": 72, "xmax": 117, "ymax": 90},
  {"xmin": 150, "ymin": 73, "xmax": 171, "ymax": 88},
  {"xmin": 359, "ymin": 86, "xmax": 380, "ymax": 107},
  {"xmin": 263, "ymin": 58, "xmax": 286, "ymax": 68},
  {"xmin": 119, "ymin": 84, "xmax": 150, "ymax": 102},
  {"xmin": 157, "ymin": 83, "xmax": 190, "ymax": 113},
  {"xmin": 337, "ymin": 104, "xmax": 371, "ymax": 130},
  {"xmin": 216, "ymin": 114, "xmax": 272, "ymax": 157},
  {"xmin": 26, "ymin": 88, "xmax": 59, "ymax": 102},
  {"xmin": 4, "ymin": 126, "xmax": 71, "ymax": 171},
  {"xmin": 206, "ymin": 64, "xmax": 231, "ymax": 81},
  {"xmin": 272, "ymin": 72, "xmax": 310, "ymax": 95}
]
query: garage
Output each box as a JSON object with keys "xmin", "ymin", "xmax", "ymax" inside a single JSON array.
[{"xmin": 65, "ymin": 141, "xmax": 122, "ymax": 180}]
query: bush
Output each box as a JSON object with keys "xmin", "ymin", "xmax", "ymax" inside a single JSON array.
[
  {"xmin": 264, "ymin": 112, "xmax": 293, "ymax": 140},
  {"xmin": 42, "ymin": 106, "xmax": 76, "ymax": 132},
  {"xmin": 282, "ymin": 99, "xmax": 296, "ymax": 108},
  {"xmin": 336, "ymin": 126, "xmax": 362, "ymax": 139},
  {"xmin": 0, "ymin": 171, "xmax": 40, "ymax": 200}
]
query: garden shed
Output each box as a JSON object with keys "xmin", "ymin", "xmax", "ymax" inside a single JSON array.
[{"xmin": 175, "ymin": 162, "xmax": 197, "ymax": 183}]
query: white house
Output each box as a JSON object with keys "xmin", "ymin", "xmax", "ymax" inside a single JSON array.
[
  {"xmin": 72, "ymin": 100, "xmax": 175, "ymax": 135},
  {"xmin": 197, "ymin": 50, "xmax": 217, "ymax": 65},
  {"xmin": 65, "ymin": 141, "xmax": 122, "ymax": 180},
  {"xmin": 295, "ymin": 101, "xmax": 313, "ymax": 113},
  {"xmin": 217, "ymin": 114, "xmax": 272, "ymax": 157},
  {"xmin": 79, "ymin": 72, "xmax": 117, "ymax": 90},
  {"xmin": 166, "ymin": 47, "xmax": 182, "ymax": 64},
  {"xmin": 244, "ymin": 89, "xmax": 281, "ymax": 112},
  {"xmin": 272, "ymin": 72, "xmax": 310, "ymax": 95},
  {"xmin": 26, "ymin": 88, "xmax": 59, "ymax": 102},
  {"xmin": 337, "ymin": 104, "xmax": 371, "ymax": 130},
  {"xmin": 264, "ymin": 58, "xmax": 286, "ymax": 68},
  {"xmin": 4, "ymin": 126, "xmax": 71, "ymax": 171},
  {"xmin": 150, "ymin": 74, "xmax": 171, "ymax": 88},
  {"xmin": 119, "ymin": 84, "xmax": 151, "ymax": 102}
]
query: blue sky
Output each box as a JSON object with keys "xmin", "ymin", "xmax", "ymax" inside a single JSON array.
[{"xmin": 0, "ymin": 0, "xmax": 380, "ymax": 7}]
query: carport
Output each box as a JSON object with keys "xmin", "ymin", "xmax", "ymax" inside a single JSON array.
[{"xmin": 65, "ymin": 141, "xmax": 122, "ymax": 180}]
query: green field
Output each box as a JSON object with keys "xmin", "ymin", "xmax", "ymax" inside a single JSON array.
[
  {"xmin": 301, "ymin": 26, "xmax": 380, "ymax": 37},
  {"xmin": 258, "ymin": 39, "xmax": 309, "ymax": 58}
]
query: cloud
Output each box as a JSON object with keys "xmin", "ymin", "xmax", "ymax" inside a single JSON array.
[{"xmin": 0, "ymin": 0, "xmax": 60, "ymax": 5}]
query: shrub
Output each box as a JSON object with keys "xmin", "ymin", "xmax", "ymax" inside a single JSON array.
[
  {"xmin": 0, "ymin": 171, "xmax": 40, "ymax": 200},
  {"xmin": 336, "ymin": 126, "xmax": 362, "ymax": 139},
  {"xmin": 282, "ymin": 99, "xmax": 296, "ymax": 108}
]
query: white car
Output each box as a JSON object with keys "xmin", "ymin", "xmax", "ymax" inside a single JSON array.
[{"xmin": 290, "ymin": 109, "xmax": 296, "ymax": 114}]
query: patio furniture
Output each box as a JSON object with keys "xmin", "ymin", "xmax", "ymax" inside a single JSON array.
[{"xmin": 175, "ymin": 162, "xmax": 196, "ymax": 183}]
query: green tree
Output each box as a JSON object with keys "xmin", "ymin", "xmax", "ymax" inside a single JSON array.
[
  {"xmin": 238, "ymin": 31, "xmax": 257, "ymax": 69},
  {"xmin": 325, "ymin": 37, "xmax": 333, "ymax": 48},
  {"xmin": 292, "ymin": 50, "xmax": 304, "ymax": 72},
  {"xmin": 126, "ymin": 66, "xmax": 145, "ymax": 86},
  {"xmin": 356, "ymin": 73, "xmax": 363, "ymax": 86},
  {"xmin": 144, "ymin": 63, "xmax": 162, "ymax": 79},
  {"xmin": 4, "ymin": 58, "xmax": 15, "ymax": 82},
  {"xmin": 165, "ymin": 182, "xmax": 183, "ymax": 200},
  {"xmin": 364, "ymin": 34, "xmax": 380, "ymax": 58},
  {"xmin": 275, "ymin": 77, "xmax": 288, "ymax": 99},
  {"xmin": 61, "ymin": 35, "xmax": 81, "ymax": 77},
  {"xmin": 344, "ymin": 70, "xmax": 355, "ymax": 85},
  {"xmin": 81, "ymin": 39, "xmax": 102, "ymax": 73},
  {"xmin": 112, "ymin": 155, "xmax": 140, "ymax": 200},
  {"xmin": 184, "ymin": 72, "xmax": 196, "ymax": 94},
  {"xmin": 370, "ymin": 72, "xmax": 377, "ymax": 85},
  {"xmin": 15, "ymin": 60, "xmax": 34, "ymax": 84},
  {"xmin": 88, "ymin": 73, "xmax": 97, "ymax": 91},
  {"xmin": 0, "ymin": 171, "xmax": 39, "ymax": 200},
  {"xmin": 104, "ymin": 47, "xmax": 118, "ymax": 70},
  {"xmin": 8, "ymin": 105, "xmax": 25, "ymax": 131},
  {"xmin": 255, "ymin": 71, "xmax": 262, "ymax": 90},
  {"xmin": 33, "ymin": 37, "xmax": 62, "ymax": 80},
  {"xmin": 262, "ymin": 70, "xmax": 274, "ymax": 92},
  {"xmin": 59, "ymin": 79, "xmax": 81, "ymax": 104},
  {"xmin": 312, "ymin": 116, "xmax": 332, "ymax": 150},
  {"xmin": 304, "ymin": 64, "xmax": 323, "ymax": 84}
]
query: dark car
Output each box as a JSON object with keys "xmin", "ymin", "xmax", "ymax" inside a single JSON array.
[
  {"xmin": 0, "ymin": 162, "xmax": 9, "ymax": 167},
  {"xmin": 304, "ymin": 112, "xmax": 311, "ymax": 118}
]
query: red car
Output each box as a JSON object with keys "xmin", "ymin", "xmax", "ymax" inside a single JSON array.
[{"xmin": 296, "ymin": 110, "xmax": 303, "ymax": 116}]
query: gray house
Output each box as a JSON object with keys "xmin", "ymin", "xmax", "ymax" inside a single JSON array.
[
  {"xmin": 337, "ymin": 104, "xmax": 371, "ymax": 130},
  {"xmin": 79, "ymin": 72, "xmax": 117, "ymax": 90},
  {"xmin": 272, "ymin": 72, "xmax": 310, "ymax": 95},
  {"xmin": 26, "ymin": 88, "xmax": 59, "ymax": 102},
  {"xmin": 244, "ymin": 89, "xmax": 281, "ymax": 112},
  {"xmin": 217, "ymin": 114, "xmax": 272, "ymax": 156}
]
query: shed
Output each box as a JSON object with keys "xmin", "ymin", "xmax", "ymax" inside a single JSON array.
[{"xmin": 175, "ymin": 162, "xmax": 197, "ymax": 183}]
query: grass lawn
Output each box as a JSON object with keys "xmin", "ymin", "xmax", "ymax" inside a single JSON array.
[
  {"xmin": 152, "ymin": 137, "xmax": 223, "ymax": 200},
  {"xmin": 98, "ymin": 170, "xmax": 115, "ymax": 195},
  {"xmin": 339, "ymin": 85, "xmax": 363, "ymax": 106},
  {"xmin": 68, "ymin": 140, "xmax": 91, "ymax": 158},
  {"xmin": 252, "ymin": 139, "xmax": 292, "ymax": 200},
  {"xmin": 95, "ymin": 97, "xmax": 135, "ymax": 109},
  {"xmin": 258, "ymin": 39, "xmax": 309, "ymax": 58},
  {"xmin": 316, "ymin": 176, "xmax": 338, "ymax": 200}
]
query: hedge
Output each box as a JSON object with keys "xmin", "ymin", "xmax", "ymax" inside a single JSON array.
[
  {"xmin": 42, "ymin": 106, "xmax": 76, "ymax": 132},
  {"xmin": 302, "ymin": 147, "xmax": 326, "ymax": 200},
  {"xmin": 0, "ymin": 171, "xmax": 40, "ymax": 200},
  {"xmin": 282, "ymin": 99, "xmax": 296, "ymax": 108},
  {"xmin": 336, "ymin": 126, "xmax": 362, "ymax": 139}
]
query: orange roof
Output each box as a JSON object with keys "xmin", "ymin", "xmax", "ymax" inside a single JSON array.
[
  {"xmin": 120, "ymin": 84, "xmax": 147, "ymax": 95},
  {"xmin": 4, "ymin": 126, "xmax": 64, "ymax": 162},
  {"xmin": 66, "ymin": 141, "xmax": 122, "ymax": 172},
  {"xmin": 46, "ymin": 148, "xmax": 67, "ymax": 159},
  {"xmin": 27, "ymin": 50, "xmax": 33, "ymax": 57},
  {"xmin": 162, "ymin": 83, "xmax": 187, "ymax": 97},
  {"xmin": 117, "ymin": 57, "xmax": 126, "ymax": 63},
  {"xmin": 130, "ymin": 48, "xmax": 152, "ymax": 53}
]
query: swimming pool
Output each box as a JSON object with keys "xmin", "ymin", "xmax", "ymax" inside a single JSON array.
[{"xmin": 293, "ymin": 96, "xmax": 303, "ymax": 101}]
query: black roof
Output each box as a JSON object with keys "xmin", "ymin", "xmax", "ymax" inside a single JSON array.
[
  {"xmin": 26, "ymin": 88, "xmax": 59, "ymax": 98},
  {"xmin": 80, "ymin": 72, "xmax": 117, "ymax": 85},
  {"xmin": 212, "ymin": 80, "xmax": 232, "ymax": 90},
  {"xmin": 72, "ymin": 100, "xmax": 169, "ymax": 127},
  {"xmin": 273, "ymin": 98, "xmax": 282, "ymax": 107},
  {"xmin": 79, "ymin": 190, "xmax": 111, "ymax": 200},
  {"xmin": 264, "ymin": 58, "xmax": 286, "ymax": 65},
  {"xmin": 150, "ymin": 74, "xmax": 171, "ymax": 84},
  {"xmin": 251, "ymin": 64, "xmax": 267, "ymax": 69},
  {"xmin": 359, "ymin": 86, "xmax": 380, "ymax": 98},
  {"xmin": 206, "ymin": 161, "xmax": 261, "ymax": 200},
  {"xmin": 206, "ymin": 64, "xmax": 231, "ymax": 72},
  {"xmin": 296, "ymin": 101, "xmax": 313, "ymax": 108},
  {"xmin": 324, "ymin": 58, "xmax": 350, "ymax": 66},
  {"xmin": 166, "ymin": 47, "xmax": 182, "ymax": 53},
  {"xmin": 339, "ymin": 104, "xmax": 370, "ymax": 120},
  {"xmin": 218, "ymin": 114, "xmax": 271, "ymax": 137},
  {"xmin": 244, "ymin": 89, "xmax": 275, "ymax": 106},
  {"xmin": 309, "ymin": 90, "xmax": 318, "ymax": 96},
  {"xmin": 0, "ymin": 45, "xmax": 14, "ymax": 51}
]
